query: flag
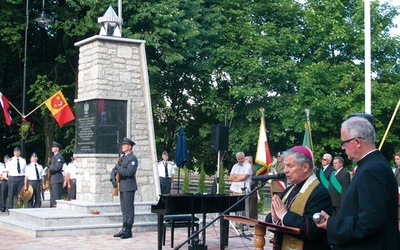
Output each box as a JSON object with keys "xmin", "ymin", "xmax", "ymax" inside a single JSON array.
[
  {"xmin": 255, "ymin": 110, "xmax": 273, "ymax": 176},
  {"xmin": 0, "ymin": 92, "xmax": 12, "ymax": 126},
  {"xmin": 45, "ymin": 90, "xmax": 75, "ymax": 127},
  {"xmin": 302, "ymin": 120, "xmax": 313, "ymax": 152}
]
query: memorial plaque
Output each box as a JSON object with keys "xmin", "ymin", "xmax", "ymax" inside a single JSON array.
[{"xmin": 76, "ymin": 99, "xmax": 127, "ymax": 153}]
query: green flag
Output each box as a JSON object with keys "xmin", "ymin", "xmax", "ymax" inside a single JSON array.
[{"xmin": 302, "ymin": 121, "xmax": 313, "ymax": 152}]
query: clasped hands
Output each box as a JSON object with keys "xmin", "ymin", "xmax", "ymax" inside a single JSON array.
[{"xmin": 271, "ymin": 195, "xmax": 288, "ymax": 223}]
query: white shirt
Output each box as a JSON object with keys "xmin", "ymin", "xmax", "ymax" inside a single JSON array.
[
  {"xmin": 65, "ymin": 161, "xmax": 77, "ymax": 179},
  {"xmin": 0, "ymin": 163, "xmax": 6, "ymax": 179},
  {"xmin": 25, "ymin": 162, "xmax": 44, "ymax": 180},
  {"xmin": 230, "ymin": 161, "xmax": 252, "ymax": 193},
  {"xmin": 157, "ymin": 161, "xmax": 175, "ymax": 178},
  {"xmin": 6, "ymin": 157, "xmax": 26, "ymax": 177}
]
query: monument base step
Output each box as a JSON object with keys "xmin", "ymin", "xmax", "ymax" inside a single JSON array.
[{"xmin": 0, "ymin": 201, "xmax": 158, "ymax": 238}]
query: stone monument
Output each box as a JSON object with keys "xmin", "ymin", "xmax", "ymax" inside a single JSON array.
[{"xmin": 74, "ymin": 35, "xmax": 159, "ymax": 204}]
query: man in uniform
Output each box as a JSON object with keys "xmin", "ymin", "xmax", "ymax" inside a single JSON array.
[
  {"xmin": 64, "ymin": 153, "xmax": 78, "ymax": 200},
  {"xmin": 157, "ymin": 151, "xmax": 175, "ymax": 194},
  {"xmin": 0, "ymin": 155, "xmax": 9, "ymax": 212},
  {"xmin": 113, "ymin": 137, "xmax": 138, "ymax": 239},
  {"xmin": 6, "ymin": 147, "xmax": 27, "ymax": 209},
  {"xmin": 24, "ymin": 152, "xmax": 44, "ymax": 208},
  {"xmin": 49, "ymin": 141, "xmax": 64, "ymax": 207}
]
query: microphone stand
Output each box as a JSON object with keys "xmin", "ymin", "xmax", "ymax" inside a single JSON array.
[{"xmin": 174, "ymin": 179, "xmax": 268, "ymax": 250}]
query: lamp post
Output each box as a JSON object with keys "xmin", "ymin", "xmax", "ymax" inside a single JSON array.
[{"xmin": 21, "ymin": 0, "xmax": 50, "ymax": 157}]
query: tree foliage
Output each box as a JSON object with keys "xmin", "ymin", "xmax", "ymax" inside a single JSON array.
[{"xmin": 0, "ymin": 0, "xmax": 399, "ymax": 172}]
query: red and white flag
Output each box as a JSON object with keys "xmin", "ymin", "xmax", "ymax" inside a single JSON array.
[{"xmin": 0, "ymin": 92, "xmax": 12, "ymax": 126}]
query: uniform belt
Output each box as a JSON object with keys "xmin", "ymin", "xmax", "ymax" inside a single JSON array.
[{"xmin": 160, "ymin": 177, "xmax": 171, "ymax": 179}]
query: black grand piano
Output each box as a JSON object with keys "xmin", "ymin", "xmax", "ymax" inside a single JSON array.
[{"xmin": 151, "ymin": 193, "xmax": 245, "ymax": 250}]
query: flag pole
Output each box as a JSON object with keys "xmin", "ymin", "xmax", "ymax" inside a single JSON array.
[
  {"xmin": 8, "ymin": 101, "xmax": 23, "ymax": 117},
  {"xmin": 24, "ymin": 101, "xmax": 46, "ymax": 118},
  {"xmin": 378, "ymin": 98, "xmax": 400, "ymax": 150}
]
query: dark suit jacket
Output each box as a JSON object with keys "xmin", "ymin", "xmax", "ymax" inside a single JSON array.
[
  {"xmin": 266, "ymin": 178, "xmax": 332, "ymax": 250},
  {"xmin": 328, "ymin": 168, "xmax": 351, "ymax": 207},
  {"xmin": 327, "ymin": 150, "xmax": 400, "ymax": 250},
  {"xmin": 317, "ymin": 164, "xmax": 334, "ymax": 183},
  {"xmin": 117, "ymin": 152, "xmax": 138, "ymax": 192},
  {"xmin": 49, "ymin": 152, "xmax": 64, "ymax": 184}
]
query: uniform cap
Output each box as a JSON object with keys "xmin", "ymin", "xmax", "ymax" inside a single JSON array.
[
  {"xmin": 52, "ymin": 141, "xmax": 62, "ymax": 148},
  {"xmin": 31, "ymin": 152, "xmax": 38, "ymax": 157},
  {"xmin": 4, "ymin": 154, "xmax": 9, "ymax": 159},
  {"xmin": 14, "ymin": 147, "xmax": 20, "ymax": 152},
  {"xmin": 162, "ymin": 151, "xmax": 168, "ymax": 156},
  {"xmin": 122, "ymin": 137, "xmax": 135, "ymax": 146}
]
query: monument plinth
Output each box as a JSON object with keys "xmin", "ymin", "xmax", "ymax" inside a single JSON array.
[{"xmin": 74, "ymin": 35, "xmax": 159, "ymax": 204}]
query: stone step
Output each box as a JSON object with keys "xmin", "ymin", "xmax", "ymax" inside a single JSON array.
[
  {"xmin": 0, "ymin": 201, "xmax": 158, "ymax": 238},
  {"xmin": 0, "ymin": 216, "xmax": 157, "ymax": 237}
]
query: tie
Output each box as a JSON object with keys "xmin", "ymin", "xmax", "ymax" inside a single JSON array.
[
  {"xmin": 164, "ymin": 162, "xmax": 168, "ymax": 178},
  {"xmin": 35, "ymin": 164, "xmax": 40, "ymax": 180},
  {"xmin": 17, "ymin": 158, "xmax": 21, "ymax": 174}
]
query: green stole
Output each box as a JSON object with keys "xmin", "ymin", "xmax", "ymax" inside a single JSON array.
[
  {"xmin": 281, "ymin": 175, "xmax": 319, "ymax": 250},
  {"xmin": 319, "ymin": 168, "xmax": 329, "ymax": 189},
  {"xmin": 330, "ymin": 171, "xmax": 342, "ymax": 193}
]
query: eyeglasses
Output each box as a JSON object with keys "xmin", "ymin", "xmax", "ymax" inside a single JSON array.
[
  {"xmin": 276, "ymin": 155, "xmax": 281, "ymax": 158},
  {"xmin": 322, "ymin": 158, "xmax": 327, "ymax": 161},
  {"xmin": 340, "ymin": 137, "xmax": 365, "ymax": 146}
]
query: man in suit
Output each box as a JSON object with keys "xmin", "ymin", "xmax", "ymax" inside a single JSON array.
[
  {"xmin": 316, "ymin": 116, "xmax": 399, "ymax": 249},
  {"xmin": 317, "ymin": 153, "xmax": 334, "ymax": 189},
  {"xmin": 266, "ymin": 146, "xmax": 332, "ymax": 250},
  {"xmin": 49, "ymin": 141, "xmax": 64, "ymax": 208},
  {"xmin": 327, "ymin": 156, "xmax": 350, "ymax": 216},
  {"xmin": 113, "ymin": 137, "xmax": 138, "ymax": 239}
]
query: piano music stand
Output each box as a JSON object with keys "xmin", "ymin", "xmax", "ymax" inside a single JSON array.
[{"xmin": 224, "ymin": 215, "xmax": 300, "ymax": 250}]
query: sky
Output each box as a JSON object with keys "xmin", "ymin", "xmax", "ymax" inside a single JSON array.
[{"xmin": 382, "ymin": 0, "xmax": 400, "ymax": 36}]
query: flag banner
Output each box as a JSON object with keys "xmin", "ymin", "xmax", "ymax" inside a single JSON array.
[
  {"xmin": 302, "ymin": 121, "xmax": 313, "ymax": 152},
  {"xmin": 45, "ymin": 90, "xmax": 75, "ymax": 127},
  {"xmin": 0, "ymin": 92, "xmax": 12, "ymax": 126},
  {"xmin": 255, "ymin": 110, "xmax": 273, "ymax": 175}
]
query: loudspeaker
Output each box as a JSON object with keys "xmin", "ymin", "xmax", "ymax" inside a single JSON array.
[{"xmin": 210, "ymin": 125, "xmax": 229, "ymax": 150}]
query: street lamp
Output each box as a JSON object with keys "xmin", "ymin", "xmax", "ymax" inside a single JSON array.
[{"xmin": 21, "ymin": 0, "xmax": 50, "ymax": 157}]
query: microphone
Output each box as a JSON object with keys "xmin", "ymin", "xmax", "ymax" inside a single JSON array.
[{"xmin": 252, "ymin": 173, "xmax": 286, "ymax": 181}]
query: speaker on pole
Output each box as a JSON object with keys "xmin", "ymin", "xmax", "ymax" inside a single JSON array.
[{"xmin": 210, "ymin": 125, "xmax": 229, "ymax": 150}]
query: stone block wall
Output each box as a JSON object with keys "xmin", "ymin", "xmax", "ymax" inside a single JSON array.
[{"xmin": 74, "ymin": 36, "xmax": 159, "ymax": 204}]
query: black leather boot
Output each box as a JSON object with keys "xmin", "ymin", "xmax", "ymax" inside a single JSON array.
[
  {"xmin": 113, "ymin": 223, "xmax": 126, "ymax": 237},
  {"xmin": 120, "ymin": 224, "xmax": 132, "ymax": 239}
]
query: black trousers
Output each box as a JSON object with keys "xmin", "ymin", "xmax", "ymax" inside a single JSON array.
[
  {"xmin": 50, "ymin": 182, "xmax": 63, "ymax": 207},
  {"xmin": 159, "ymin": 177, "xmax": 172, "ymax": 194},
  {"xmin": 120, "ymin": 190, "xmax": 136, "ymax": 226},
  {"xmin": 8, "ymin": 176, "xmax": 24, "ymax": 209},
  {"xmin": 1, "ymin": 180, "xmax": 7, "ymax": 210},
  {"xmin": 28, "ymin": 180, "xmax": 42, "ymax": 208}
]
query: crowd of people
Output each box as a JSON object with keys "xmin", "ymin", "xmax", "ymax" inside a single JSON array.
[
  {"xmin": 228, "ymin": 116, "xmax": 400, "ymax": 249},
  {"xmin": 0, "ymin": 141, "xmax": 78, "ymax": 211}
]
